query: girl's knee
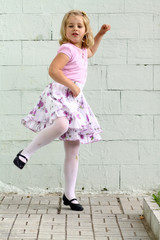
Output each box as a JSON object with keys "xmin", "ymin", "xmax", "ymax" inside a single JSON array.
[{"xmin": 56, "ymin": 117, "xmax": 69, "ymax": 134}]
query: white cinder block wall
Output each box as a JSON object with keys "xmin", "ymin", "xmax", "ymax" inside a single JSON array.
[{"xmin": 0, "ymin": 0, "xmax": 160, "ymax": 193}]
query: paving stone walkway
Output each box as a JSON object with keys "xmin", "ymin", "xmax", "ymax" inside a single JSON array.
[{"xmin": 0, "ymin": 193, "xmax": 155, "ymax": 240}]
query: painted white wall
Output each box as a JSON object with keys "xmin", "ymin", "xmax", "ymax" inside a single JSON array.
[{"xmin": 0, "ymin": 0, "xmax": 160, "ymax": 193}]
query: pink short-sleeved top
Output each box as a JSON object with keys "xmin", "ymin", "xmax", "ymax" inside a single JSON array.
[{"xmin": 57, "ymin": 43, "xmax": 88, "ymax": 85}]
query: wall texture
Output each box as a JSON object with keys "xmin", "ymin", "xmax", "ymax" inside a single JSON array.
[{"xmin": 0, "ymin": 0, "xmax": 160, "ymax": 193}]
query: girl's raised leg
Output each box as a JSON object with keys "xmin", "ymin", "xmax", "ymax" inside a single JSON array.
[{"xmin": 18, "ymin": 117, "xmax": 69, "ymax": 163}]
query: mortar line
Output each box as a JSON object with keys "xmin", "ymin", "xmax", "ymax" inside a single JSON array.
[
  {"xmin": 65, "ymin": 214, "xmax": 67, "ymax": 240},
  {"xmin": 36, "ymin": 214, "xmax": 42, "ymax": 240},
  {"xmin": 119, "ymin": 165, "xmax": 121, "ymax": 190},
  {"xmin": 89, "ymin": 197, "xmax": 96, "ymax": 240},
  {"xmin": 25, "ymin": 195, "xmax": 32, "ymax": 214},
  {"xmin": 117, "ymin": 197, "xmax": 124, "ymax": 214},
  {"xmin": 7, "ymin": 213, "xmax": 18, "ymax": 240},
  {"xmin": 57, "ymin": 195, "xmax": 62, "ymax": 214},
  {"xmin": 115, "ymin": 215, "xmax": 124, "ymax": 240}
]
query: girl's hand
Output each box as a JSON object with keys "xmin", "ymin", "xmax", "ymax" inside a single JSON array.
[
  {"xmin": 70, "ymin": 84, "xmax": 81, "ymax": 97},
  {"xmin": 99, "ymin": 24, "xmax": 111, "ymax": 36}
]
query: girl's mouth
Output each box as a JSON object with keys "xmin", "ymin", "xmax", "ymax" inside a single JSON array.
[{"xmin": 72, "ymin": 33, "xmax": 79, "ymax": 36}]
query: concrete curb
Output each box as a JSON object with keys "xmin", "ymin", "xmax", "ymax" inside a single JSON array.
[{"xmin": 143, "ymin": 196, "xmax": 160, "ymax": 240}]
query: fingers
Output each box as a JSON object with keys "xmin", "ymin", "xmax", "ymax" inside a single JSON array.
[{"xmin": 103, "ymin": 24, "xmax": 111, "ymax": 31}]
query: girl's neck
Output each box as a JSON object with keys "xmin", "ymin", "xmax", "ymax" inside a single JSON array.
[{"xmin": 68, "ymin": 41, "xmax": 82, "ymax": 49}]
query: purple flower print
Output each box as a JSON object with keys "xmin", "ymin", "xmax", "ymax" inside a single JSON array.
[
  {"xmin": 61, "ymin": 133, "xmax": 66, "ymax": 139},
  {"xmin": 49, "ymin": 83, "xmax": 53, "ymax": 89},
  {"xmin": 90, "ymin": 135, "xmax": 94, "ymax": 140},
  {"xmin": 65, "ymin": 88, "xmax": 73, "ymax": 98},
  {"xmin": 86, "ymin": 114, "xmax": 89, "ymax": 122},
  {"xmin": 76, "ymin": 114, "xmax": 81, "ymax": 119},
  {"xmin": 64, "ymin": 111, "xmax": 69, "ymax": 117},
  {"xmin": 65, "ymin": 89, "xmax": 71, "ymax": 98},
  {"xmin": 37, "ymin": 100, "xmax": 44, "ymax": 108},
  {"xmin": 69, "ymin": 117, "xmax": 72, "ymax": 124},
  {"xmin": 79, "ymin": 100, "xmax": 84, "ymax": 109},
  {"xmin": 80, "ymin": 134, "xmax": 84, "ymax": 139},
  {"xmin": 30, "ymin": 109, "xmax": 37, "ymax": 116}
]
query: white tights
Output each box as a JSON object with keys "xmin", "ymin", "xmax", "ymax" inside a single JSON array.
[
  {"xmin": 20, "ymin": 117, "xmax": 80, "ymax": 203},
  {"xmin": 64, "ymin": 140, "xmax": 80, "ymax": 203}
]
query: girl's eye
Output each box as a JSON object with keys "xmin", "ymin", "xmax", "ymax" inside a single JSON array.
[
  {"xmin": 68, "ymin": 26, "xmax": 73, "ymax": 28},
  {"xmin": 78, "ymin": 26, "xmax": 83, "ymax": 28}
]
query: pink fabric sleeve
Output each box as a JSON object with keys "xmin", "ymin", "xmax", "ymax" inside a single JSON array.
[{"xmin": 57, "ymin": 44, "xmax": 73, "ymax": 60}]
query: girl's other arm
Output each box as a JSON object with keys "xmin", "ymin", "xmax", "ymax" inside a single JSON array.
[
  {"xmin": 88, "ymin": 24, "xmax": 111, "ymax": 58},
  {"xmin": 48, "ymin": 53, "xmax": 80, "ymax": 97}
]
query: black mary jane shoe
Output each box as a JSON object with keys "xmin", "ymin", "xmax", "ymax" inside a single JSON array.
[
  {"xmin": 13, "ymin": 150, "xmax": 28, "ymax": 170},
  {"xmin": 63, "ymin": 194, "xmax": 84, "ymax": 211}
]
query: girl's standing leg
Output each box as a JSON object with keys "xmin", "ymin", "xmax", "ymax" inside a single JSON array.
[
  {"xmin": 64, "ymin": 140, "xmax": 80, "ymax": 204},
  {"xmin": 18, "ymin": 117, "xmax": 69, "ymax": 162}
]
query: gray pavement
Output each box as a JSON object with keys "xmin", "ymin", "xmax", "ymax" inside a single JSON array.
[{"xmin": 0, "ymin": 193, "xmax": 155, "ymax": 240}]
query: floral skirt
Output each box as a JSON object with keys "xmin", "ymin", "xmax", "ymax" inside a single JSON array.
[{"xmin": 21, "ymin": 81, "xmax": 102, "ymax": 144}]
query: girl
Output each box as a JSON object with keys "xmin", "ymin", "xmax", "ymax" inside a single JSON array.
[{"xmin": 13, "ymin": 10, "xmax": 111, "ymax": 211}]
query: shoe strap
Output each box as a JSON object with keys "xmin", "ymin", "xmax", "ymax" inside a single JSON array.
[
  {"xmin": 70, "ymin": 198, "xmax": 77, "ymax": 203},
  {"xmin": 17, "ymin": 153, "xmax": 28, "ymax": 162}
]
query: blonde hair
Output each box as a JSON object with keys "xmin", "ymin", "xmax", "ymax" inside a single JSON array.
[{"xmin": 59, "ymin": 10, "xmax": 94, "ymax": 48}]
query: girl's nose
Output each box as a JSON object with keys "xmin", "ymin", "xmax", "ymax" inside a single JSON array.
[{"xmin": 73, "ymin": 25, "xmax": 78, "ymax": 30}]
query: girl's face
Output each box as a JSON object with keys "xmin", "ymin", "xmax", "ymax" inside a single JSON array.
[{"xmin": 66, "ymin": 15, "xmax": 86, "ymax": 48}]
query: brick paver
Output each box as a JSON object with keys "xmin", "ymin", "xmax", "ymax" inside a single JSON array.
[{"xmin": 0, "ymin": 193, "xmax": 154, "ymax": 240}]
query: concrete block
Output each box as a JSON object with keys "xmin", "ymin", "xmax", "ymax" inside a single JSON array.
[
  {"xmin": 0, "ymin": 41, "xmax": 21, "ymax": 65},
  {"xmin": 51, "ymin": 14, "xmax": 64, "ymax": 40},
  {"xmin": 121, "ymin": 91, "xmax": 160, "ymax": 114},
  {"xmin": 23, "ymin": 0, "xmax": 124, "ymax": 13},
  {"xmin": 0, "ymin": 0, "xmax": 22, "ymax": 13},
  {"xmin": 29, "ymin": 140, "xmax": 64, "ymax": 165},
  {"xmin": 80, "ymin": 141, "xmax": 106, "ymax": 165},
  {"xmin": 0, "ymin": 115, "xmax": 35, "ymax": 141},
  {"xmin": 74, "ymin": 0, "xmax": 124, "ymax": 13},
  {"xmin": 98, "ymin": 115, "xmax": 153, "ymax": 140},
  {"xmin": 84, "ymin": 90, "xmax": 120, "ymax": 114},
  {"xmin": 77, "ymin": 165, "xmax": 119, "ymax": 191},
  {"xmin": 154, "ymin": 15, "xmax": 160, "ymax": 39},
  {"xmin": 23, "ymin": 0, "xmax": 73, "ymax": 13},
  {"xmin": 154, "ymin": 116, "xmax": 160, "ymax": 139},
  {"xmin": 0, "ymin": 66, "xmax": 50, "ymax": 91},
  {"xmin": 88, "ymin": 14, "xmax": 99, "ymax": 36},
  {"xmin": 0, "ymin": 91, "xmax": 21, "ymax": 114},
  {"xmin": 139, "ymin": 140, "xmax": 160, "ymax": 164},
  {"xmin": 0, "ymin": 141, "xmax": 27, "ymax": 164},
  {"xmin": 22, "ymin": 41, "xmax": 59, "ymax": 65},
  {"xmin": 143, "ymin": 197, "xmax": 160, "ymax": 240},
  {"xmin": 125, "ymin": 0, "xmax": 160, "ymax": 13},
  {"xmin": 0, "ymin": 14, "xmax": 51, "ymax": 40},
  {"xmin": 81, "ymin": 140, "xmax": 138, "ymax": 166},
  {"xmin": 0, "ymin": 139, "xmax": 64, "ymax": 165},
  {"xmin": 106, "ymin": 141, "xmax": 139, "ymax": 164},
  {"xmin": 21, "ymin": 90, "xmax": 41, "ymax": 114},
  {"xmin": 121, "ymin": 165, "xmax": 160, "ymax": 191},
  {"xmin": 154, "ymin": 65, "xmax": 160, "ymax": 90},
  {"xmin": 120, "ymin": 197, "xmax": 143, "ymax": 215},
  {"xmin": 0, "ymin": 164, "xmax": 62, "ymax": 191},
  {"xmin": 107, "ymin": 65, "xmax": 153, "ymax": 90},
  {"xmin": 99, "ymin": 14, "xmax": 153, "ymax": 39},
  {"xmin": 84, "ymin": 65, "xmax": 107, "ymax": 90},
  {"xmin": 128, "ymin": 40, "xmax": 160, "ymax": 64},
  {"xmin": 91, "ymin": 40, "xmax": 127, "ymax": 65}
]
